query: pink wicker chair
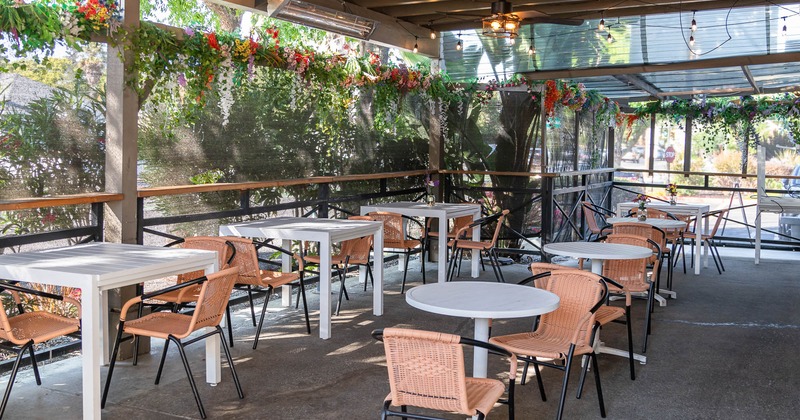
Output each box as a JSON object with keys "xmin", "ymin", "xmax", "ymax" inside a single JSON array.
[
  {"xmin": 305, "ymin": 216, "xmax": 374, "ymax": 316},
  {"xmin": 447, "ymin": 209, "xmax": 510, "ymax": 282},
  {"xmin": 582, "ymin": 201, "xmax": 614, "ymax": 241},
  {"xmin": 136, "ymin": 236, "xmax": 236, "ymax": 357},
  {"xmin": 603, "ymin": 233, "xmax": 661, "ymax": 354},
  {"xmin": 490, "ymin": 270, "xmax": 609, "ymax": 420},
  {"xmin": 222, "ymin": 237, "xmax": 310, "ymax": 349},
  {"xmin": 102, "ymin": 267, "xmax": 244, "ymax": 419},
  {"xmin": 367, "ymin": 212, "xmax": 426, "ymax": 293},
  {"xmin": 372, "ymin": 327, "xmax": 517, "ymax": 420},
  {"xmin": 0, "ymin": 282, "xmax": 81, "ymax": 418}
]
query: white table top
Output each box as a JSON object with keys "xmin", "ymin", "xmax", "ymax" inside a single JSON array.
[
  {"xmin": 606, "ymin": 217, "xmax": 687, "ymax": 229},
  {"xmin": 617, "ymin": 201, "xmax": 710, "ymax": 215},
  {"xmin": 758, "ymin": 195, "xmax": 800, "ymax": 212},
  {"xmin": 361, "ymin": 201, "xmax": 480, "ymax": 218},
  {"xmin": 543, "ymin": 242, "xmax": 652, "ymax": 260},
  {"xmin": 405, "ymin": 281, "xmax": 560, "ymax": 319},
  {"xmin": 220, "ymin": 217, "xmax": 383, "ymax": 243},
  {"xmin": 0, "ymin": 242, "xmax": 218, "ymax": 290}
]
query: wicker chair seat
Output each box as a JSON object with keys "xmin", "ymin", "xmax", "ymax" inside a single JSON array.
[
  {"xmin": 235, "ymin": 270, "xmax": 300, "ymax": 289},
  {"xmin": 446, "ymin": 239, "xmax": 491, "ymax": 250},
  {"xmin": 3, "ymin": 312, "xmax": 80, "ymax": 346},
  {"xmin": 383, "ymin": 238, "xmax": 423, "ymax": 250},
  {"xmin": 304, "ymin": 254, "xmax": 369, "ymax": 265},
  {"xmin": 490, "ymin": 331, "xmax": 594, "ymax": 360},
  {"xmin": 385, "ymin": 377, "xmax": 505, "ymax": 417},
  {"xmin": 123, "ymin": 311, "xmax": 193, "ymax": 340},
  {"xmin": 594, "ymin": 305, "xmax": 625, "ymax": 326}
]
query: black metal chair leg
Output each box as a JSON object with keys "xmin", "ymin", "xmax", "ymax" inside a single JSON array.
[
  {"xmin": 401, "ymin": 251, "xmax": 410, "ymax": 294},
  {"xmin": 133, "ymin": 302, "xmax": 143, "ymax": 366},
  {"xmin": 155, "ymin": 338, "xmax": 171, "ymax": 385},
  {"xmin": 626, "ymin": 305, "xmax": 635, "ymax": 380},
  {"xmin": 253, "ymin": 287, "xmax": 273, "ymax": 350},
  {"xmin": 487, "ymin": 250, "xmax": 502, "ymax": 282},
  {"xmin": 216, "ymin": 326, "xmax": 244, "ymax": 399},
  {"xmin": 173, "ymin": 337, "xmax": 206, "ymax": 419},
  {"xmin": 576, "ymin": 355, "xmax": 590, "ymax": 399},
  {"xmin": 1, "ymin": 342, "xmax": 32, "ymax": 418},
  {"xmin": 591, "ymin": 353, "xmax": 606, "ymax": 418},
  {"xmin": 298, "ymin": 275, "xmax": 311, "ymax": 334},
  {"xmin": 642, "ymin": 289, "xmax": 654, "ymax": 353},
  {"xmin": 493, "ymin": 249, "xmax": 506, "ymax": 282},
  {"xmin": 102, "ymin": 323, "xmax": 125, "ymax": 408},
  {"xmin": 247, "ymin": 285, "xmax": 257, "ymax": 325},
  {"xmin": 225, "ymin": 303, "xmax": 234, "ymax": 347},
  {"xmin": 556, "ymin": 347, "xmax": 575, "ymax": 420},
  {"xmin": 420, "ymin": 243, "xmax": 426, "ymax": 285},
  {"xmin": 27, "ymin": 345, "xmax": 41, "ymax": 385},
  {"xmin": 521, "ymin": 361, "xmax": 529, "ymax": 385},
  {"xmin": 336, "ymin": 263, "xmax": 349, "ymax": 316},
  {"xmin": 532, "ymin": 358, "xmax": 547, "ymax": 402}
]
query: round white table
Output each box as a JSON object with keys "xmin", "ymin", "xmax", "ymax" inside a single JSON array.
[
  {"xmin": 606, "ymin": 217, "xmax": 687, "ymax": 230},
  {"xmin": 405, "ymin": 281, "xmax": 559, "ymax": 378},
  {"xmin": 543, "ymin": 242, "xmax": 652, "ymax": 275}
]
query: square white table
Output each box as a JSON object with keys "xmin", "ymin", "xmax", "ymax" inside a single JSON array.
[
  {"xmin": 360, "ymin": 202, "xmax": 481, "ymax": 283},
  {"xmin": 0, "ymin": 242, "xmax": 219, "ymax": 420},
  {"xmin": 220, "ymin": 217, "xmax": 384, "ymax": 340},
  {"xmin": 616, "ymin": 202, "xmax": 711, "ymax": 275}
]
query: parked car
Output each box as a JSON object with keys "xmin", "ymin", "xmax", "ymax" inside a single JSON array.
[
  {"xmin": 621, "ymin": 149, "xmax": 642, "ymax": 163},
  {"xmin": 655, "ymin": 148, "xmax": 665, "ymax": 160},
  {"xmin": 615, "ymin": 171, "xmax": 644, "ymax": 183}
]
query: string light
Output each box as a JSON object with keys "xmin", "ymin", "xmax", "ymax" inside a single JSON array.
[
  {"xmin": 456, "ymin": 32, "xmax": 462, "ymax": 51},
  {"xmin": 691, "ymin": 11, "xmax": 697, "ymax": 32},
  {"xmin": 689, "ymin": 35, "xmax": 695, "ymax": 46},
  {"xmin": 528, "ymin": 32, "xmax": 536, "ymax": 55},
  {"xmin": 430, "ymin": 29, "xmax": 436, "ymax": 40},
  {"xmin": 528, "ymin": 45, "xmax": 535, "ymax": 55},
  {"xmin": 509, "ymin": 37, "xmax": 515, "ymax": 45},
  {"xmin": 607, "ymin": 32, "xmax": 613, "ymax": 43},
  {"xmin": 782, "ymin": 17, "xmax": 788, "ymax": 37},
  {"xmin": 599, "ymin": 12, "xmax": 605, "ymax": 31},
  {"xmin": 413, "ymin": 37, "xmax": 418, "ymax": 53}
]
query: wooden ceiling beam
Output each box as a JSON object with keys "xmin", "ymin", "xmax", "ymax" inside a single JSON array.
[
  {"xmin": 741, "ymin": 65, "xmax": 762, "ymax": 94},
  {"xmin": 613, "ymin": 74, "xmax": 661, "ymax": 98},
  {"xmin": 521, "ymin": 51, "xmax": 800, "ymax": 80}
]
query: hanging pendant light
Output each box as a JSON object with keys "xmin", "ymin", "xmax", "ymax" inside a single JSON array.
[{"xmin": 482, "ymin": 1, "xmax": 522, "ymax": 39}]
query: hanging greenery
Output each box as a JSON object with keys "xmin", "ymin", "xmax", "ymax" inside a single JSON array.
[
  {"xmin": 632, "ymin": 95, "xmax": 800, "ymax": 146},
  {"xmin": 1, "ymin": 0, "xmax": 623, "ymax": 129}
]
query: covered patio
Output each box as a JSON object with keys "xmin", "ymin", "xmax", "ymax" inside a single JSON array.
[
  {"xmin": 2, "ymin": 0, "xmax": 800, "ymax": 419},
  {"xmin": 2, "ymin": 253, "xmax": 798, "ymax": 418}
]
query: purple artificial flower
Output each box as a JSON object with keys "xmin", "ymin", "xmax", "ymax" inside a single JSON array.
[
  {"xmin": 184, "ymin": 27, "xmax": 195, "ymax": 37},
  {"xmin": 177, "ymin": 73, "xmax": 187, "ymax": 87},
  {"xmin": 247, "ymin": 55, "xmax": 255, "ymax": 79}
]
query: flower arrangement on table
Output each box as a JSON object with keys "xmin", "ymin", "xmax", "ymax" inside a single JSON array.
[
  {"xmin": 666, "ymin": 183, "xmax": 678, "ymax": 205},
  {"xmin": 424, "ymin": 174, "xmax": 439, "ymax": 206},
  {"xmin": 633, "ymin": 194, "xmax": 651, "ymax": 209}
]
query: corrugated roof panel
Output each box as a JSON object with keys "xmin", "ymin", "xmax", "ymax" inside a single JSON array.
[{"xmin": 642, "ymin": 67, "xmax": 751, "ymax": 92}]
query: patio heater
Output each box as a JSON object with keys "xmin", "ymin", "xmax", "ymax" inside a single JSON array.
[{"xmin": 269, "ymin": 0, "xmax": 377, "ymax": 40}]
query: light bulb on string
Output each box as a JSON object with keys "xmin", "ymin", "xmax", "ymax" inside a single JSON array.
[
  {"xmin": 413, "ymin": 37, "xmax": 418, "ymax": 53},
  {"xmin": 607, "ymin": 33, "xmax": 613, "ymax": 43},
  {"xmin": 782, "ymin": 17, "xmax": 788, "ymax": 37},
  {"xmin": 430, "ymin": 29, "xmax": 436, "ymax": 40},
  {"xmin": 509, "ymin": 37, "xmax": 516, "ymax": 45},
  {"xmin": 599, "ymin": 12, "xmax": 605, "ymax": 31},
  {"xmin": 689, "ymin": 35, "xmax": 695, "ymax": 47},
  {"xmin": 528, "ymin": 45, "xmax": 535, "ymax": 55},
  {"xmin": 691, "ymin": 11, "xmax": 697, "ymax": 32},
  {"xmin": 456, "ymin": 32, "xmax": 462, "ymax": 51}
]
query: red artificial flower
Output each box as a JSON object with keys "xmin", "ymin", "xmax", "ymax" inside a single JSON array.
[{"xmin": 206, "ymin": 33, "xmax": 220, "ymax": 50}]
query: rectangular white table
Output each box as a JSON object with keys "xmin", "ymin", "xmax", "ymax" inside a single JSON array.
[
  {"xmin": 220, "ymin": 217, "xmax": 384, "ymax": 340},
  {"xmin": 0, "ymin": 242, "xmax": 219, "ymax": 420},
  {"xmin": 360, "ymin": 202, "xmax": 481, "ymax": 283},
  {"xmin": 616, "ymin": 202, "xmax": 711, "ymax": 275}
]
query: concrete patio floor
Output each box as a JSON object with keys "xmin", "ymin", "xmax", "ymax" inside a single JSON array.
[{"xmin": 2, "ymin": 250, "xmax": 800, "ymax": 419}]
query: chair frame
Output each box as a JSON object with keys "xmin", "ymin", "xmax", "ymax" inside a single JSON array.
[
  {"xmin": 447, "ymin": 210, "xmax": 509, "ymax": 283},
  {"xmin": 371, "ymin": 328, "xmax": 516, "ymax": 420},
  {"xmin": 102, "ymin": 270, "xmax": 244, "ymax": 419},
  {"xmin": 0, "ymin": 282, "xmax": 81, "ymax": 418}
]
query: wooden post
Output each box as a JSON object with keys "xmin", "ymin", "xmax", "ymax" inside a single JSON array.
[
  {"xmin": 607, "ymin": 126, "xmax": 615, "ymax": 168},
  {"xmin": 104, "ymin": 0, "xmax": 145, "ymax": 360}
]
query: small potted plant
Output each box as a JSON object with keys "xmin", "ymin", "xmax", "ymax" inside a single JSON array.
[
  {"xmin": 633, "ymin": 194, "xmax": 650, "ymax": 221},
  {"xmin": 666, "ymin": 183, "xmax": 678, "ymax": 205},
  {"xmin": 425, "ymin": 174, "xmax": 439, "ymax": 206}
]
